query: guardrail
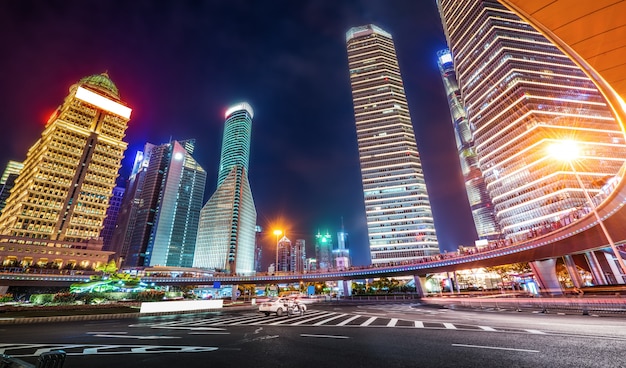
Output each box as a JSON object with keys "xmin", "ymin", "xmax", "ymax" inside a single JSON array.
[{"xmin": 421, "ymin": 296, "xmax": 626, "ymax": 315}]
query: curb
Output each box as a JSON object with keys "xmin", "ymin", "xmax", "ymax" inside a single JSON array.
[{"xmin": 0, "ymin": 305, "xmax": 258, "ymax": 325}]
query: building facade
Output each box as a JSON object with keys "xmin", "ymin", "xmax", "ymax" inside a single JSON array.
[
  {"xmin": 315, "ymin": 230, "xmax": 333, "ymax": 271},
  {"xmin": 437, "ymin": 0, "xmax": 626, "ymax": 242},
  {"xmin": 194, "ymin": 103, "xmax": 257, "ymax": 275},
  {"xmin": 101, "ymin": 185, "xmax": 125, "ymax": 252},
  {"xmin": 437, "ymin": 48, "xmax": 500, "ymax": 240},
  {"xmin": 346, "ymin": 24, "xmax": 440, "ymax": 265},
  {"xmin": 119, "ymin": 140, "xmax": 206, "ymax": 268},
  {"xmin": 0, "ymin": 73, "xmax": 130, "ymax": 268}
]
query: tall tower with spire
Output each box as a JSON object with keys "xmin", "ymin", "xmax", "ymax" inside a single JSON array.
[
  {"xmin": 194, "ymin": 103, "xmax": 257, "ymax": 275},
  {"xmin": 0, "ymin": 73, "xmax": 131, "ymax": 269}
]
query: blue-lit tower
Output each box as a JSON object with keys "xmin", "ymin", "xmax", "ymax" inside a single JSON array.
[{"xmin": 194, "ymin": 103, "xmax": 257, "ymax": 275}]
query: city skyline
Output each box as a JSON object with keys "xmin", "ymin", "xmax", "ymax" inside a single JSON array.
[{"xmin": 0, "ymin": 1, "xmax": 477, "ymax": 266}]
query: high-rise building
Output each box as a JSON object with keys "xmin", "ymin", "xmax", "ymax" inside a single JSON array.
[
  {"xmin": 294, "ymin": 239, "xmax": 306, "ymax": 273},
  {"xmin": 120, "ymin": 140, "xmax": 206, "ymax": 268},
  {"xmin": 276, "ymin": 235, "xmax": 292, "ymax": 273},
  {"xmin": 194, "ymin": 103, "xmax": 257, "ymax": 275},
  {"xmin": 346, "ymin": 24, "xmax": 440, "ymax": 265},
  {"xmin": 0, "ymin": 73, "xmax": 130, "ymax": 268},
  {"xmin": 0, "ymin": 161, "xmax": 23, "ymax": 214},
  {"xmin": 101, "ymin": 185, "xmax": 125, "ymax": 252},
  {"xmin": 437, "ymin": 0, "xmax": 626, "ymax": 242},
  {"xmin": 334, "ymin": 227, "xmax": 350, "ymax": 270},
  {"xmin": 437, "ymin": 48, "xmax": 500, "ymax": 240},
  {"xmin": 0, "ymin": 161, "xmax": 23, "ymax": 185},
  {"xmin": 315, "ymin": 230, "xmax": 333, "ymax": 271}
]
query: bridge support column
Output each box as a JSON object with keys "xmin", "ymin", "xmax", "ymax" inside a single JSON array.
[
  {"xmin": 340, "ymin": 280, "xmax": 352, "ymax": 296},
  {"xmin": 413, "ymin": 275, "xmax": 425, "ymax": 298},
  {"xmin": 0, "ymin": 286, "xmax": 8, "ymax": 294},
  {"xmin": 585, "ymin": 251, "xmax": 608, "ymax": 285},
  {"xmin": 529, "ymin": 259, "xmax": 562, "ymax": 295},
  {"xmin": 563, "ymin": 255, "xmax": 583, "ymax": 288}
]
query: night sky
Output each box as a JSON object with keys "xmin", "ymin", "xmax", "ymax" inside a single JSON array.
[{"xmin": 0, "ymin": 1, "xmax": 477, "ymax": 267}]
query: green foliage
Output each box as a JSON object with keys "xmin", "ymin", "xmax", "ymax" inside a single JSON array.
[
  {"xmin": 53, "ymin": 292, "xmax": 77, "ymax": 303},
  {"xmin": 136, "ymin": 290, "xmax": 165, "ymax": 302},
  {"xmin": 30, "ymin": 294, "xmax": 55, "ymax": 305}
]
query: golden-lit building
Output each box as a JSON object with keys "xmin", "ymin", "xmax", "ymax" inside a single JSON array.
[
  {"xmin": 437, "ymin": 0, "xmax": 626, "ymax": 242},
  {"xmin": 0, "ymin": 73, "xmax": 131, "ymax": 269}
]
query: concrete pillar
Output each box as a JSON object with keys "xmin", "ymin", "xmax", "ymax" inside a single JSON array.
[
  {"xmin": 413, "ymin": 275, "xmax": 425, "ymax": 298},
  {"xmin": 341, "ymin": 280, "xmax": 352, "ymax": 296},
  {"xmin": 454, "ymin": 271, "xmax": 461, "ymax": 293},
  {"xmin": 585, "ymin": 251, "xmax": 608, "ymax": 285},
  {"xmin": 0, "ymin": 286, "xmax": 8, "ymax": 294},
  {"xmin": 563, "ymin": 254, "xmax": 583, "ymax": 288},
  {"xmin": 529, "ymin": 259, "xmax": 563, "ymax": 295}
]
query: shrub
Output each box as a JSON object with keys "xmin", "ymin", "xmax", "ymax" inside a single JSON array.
[
  {"xmin": 0, "ymin": 293, "xmax": 14, "ymax": 302},
  {"xmin": 53, "ymin": 292, "xmax": 77, "ymax": 304},
  {"xmin": 136, "ymin": 290, "xmax": 165, "ymax": 302},
  {"xmin": 30, "ymin": 294, "xmax": 55, "ymax": 305}
]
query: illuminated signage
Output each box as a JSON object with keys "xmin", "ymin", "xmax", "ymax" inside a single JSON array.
[{"xmin": 75, "ymin": 86, "xmax": 132, "ymax": 119}]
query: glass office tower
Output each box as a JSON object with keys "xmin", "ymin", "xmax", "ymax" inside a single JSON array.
[
  {"xmin": 120, "ymin": 140, "xmax": 206, "ymax": 267},
  {"xmin": 346, "ymin": 24, "xmax": 439, "ymax": 264},
  {"xmin": 437, "ymin": 0, "xmax": 626, "ymax": 242},
  {"xmin": 437, "ymin": 48, "xmax": 501, "ymax": 240},
  {"xmin": 195, "ymin": 103, "xmax": 257, "ymax": 275}
]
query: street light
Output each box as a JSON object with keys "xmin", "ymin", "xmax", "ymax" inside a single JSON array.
[
  {"xmin": 273, "ymin": 229, "xmax": 282, "ymax": 274},
  {"xmin": 549, "ymin": 140, "xmax": 626, "ymax": 277}
]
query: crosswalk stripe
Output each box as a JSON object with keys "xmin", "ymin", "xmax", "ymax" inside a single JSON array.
[
  {"xmin": 443, "ymin": 323, "xmax": 457, "ymax": 329},
  {"xmin": 524, "ymin": 329, "xmax": 546, "ymax": 334},
  {"xmin": 312, "ymin": 314, "xmax": 348, "ymax": 326},
  {"xmin": 337, "ymin": 315, "xmax": 361, "ymax": 326},
  {"xmin": 479, "ymin": 326, "xmax": 497, "ymax": 331},
  {"xmin": 360, "ymin": 317, "xmax": 377, "ymax": 326},
  {"xmin": 291, "ymin": 312, "xmax": 338, "ymax": 326},
  {"xmin": 386, "ymin": 318, "xmax": 398, "ymax": 327},
  {"xmin": 414, "ymin": 321, "xmax": 424, "ymax": 328}
]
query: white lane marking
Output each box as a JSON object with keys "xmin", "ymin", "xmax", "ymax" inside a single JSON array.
[
  {"xmin": 313, "ymin": 314, "xmax": 348, "ymax": 326},
  {"xmin": 452, "ymin": 344, "xmax": 539, "ymax": 353},
  {"xmin": 290, "ymin": 312, "xmax": 334, "ymax": 326},
  {"xmin": 525, "ymin": 329, "xmax": 546, "ymax": 334},
  {"xmin": 443, "ymin": 323, "xmax": 457, "ymax": 329},
  {"xmin": 387, "ymin": 318, "xmax": 398, "ymax": 327},
  {"xmin": 479, "ymin": 326, "xmax": 497, "ymax": 331},
  {"xmin": 414, "ymin": 321, "xmax": 424, "ymax": 328},
  {"xmin": 93, "ymin": 334, "xmax": 180, "ymax": 339},
  {"xmin": 300, "ymin": 334, "xmax": 350, "ymax": 339},
  {"xmin": 337, "ymin": 315, "xmax": 361, "ymax": 326},
  {"xmin": 87, "ymin": 332, "xmax": 127, "ymax": 335},
  {"xmin": 2, "ymin": 344, "xmax": 218, "ymax": 357},
  {"xmin": 188, "ymin": 332, "xmax": 231, "ymax": 335},
  {"xmin": 151, "ymin": 326, "xmax": 226, "ymax": 331},
  {"xmin": 360, "ymin": 317, "xmax": 377, "ymax": 326}
]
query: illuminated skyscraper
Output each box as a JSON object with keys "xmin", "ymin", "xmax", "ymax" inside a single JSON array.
[
  {"xmin": 194, "ymin": 103, "xmax": 257, "ymax": 275},
  {"xmin": 346, "ymin": 25, "xmax": 439, "ymax": 264},
  {"xmin": 0, "ymin": 73, "xmax": 130, "ymax": 268},
  {"xmin": 0, "ymin": 161, "xmax": 23, "ymax": 214},
  {"xmin": 437, "ymin": 48, "xmax": 500, "ymax": 240},
  {"xmin": 315, "ymin": 230, "xmax": 333, "ymax": 271},
  {"xmin": 119, "ymin": 140, "xmax": 206, "ymax": 268},
  {"xmin": 437, "ymin": 0, "xmax": 626, "ymax": 242}
]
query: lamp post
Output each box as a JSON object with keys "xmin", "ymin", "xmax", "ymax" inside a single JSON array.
[
  {"xmin": 273, "ymin": 229, "xmax": 282, "ymax": 274},
  {"xmin": 549, "ymin": 140, "xmax": 626, "ymax": 278}
]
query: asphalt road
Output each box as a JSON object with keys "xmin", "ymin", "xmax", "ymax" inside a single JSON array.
[{"xmin": 1, "ymin": 301, "xmax": 624, "ymax": 368}]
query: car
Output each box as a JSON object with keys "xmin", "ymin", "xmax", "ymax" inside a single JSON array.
[{"xmin": 258, "ymin": 297, "xmax": 307, "ymax": 316}]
